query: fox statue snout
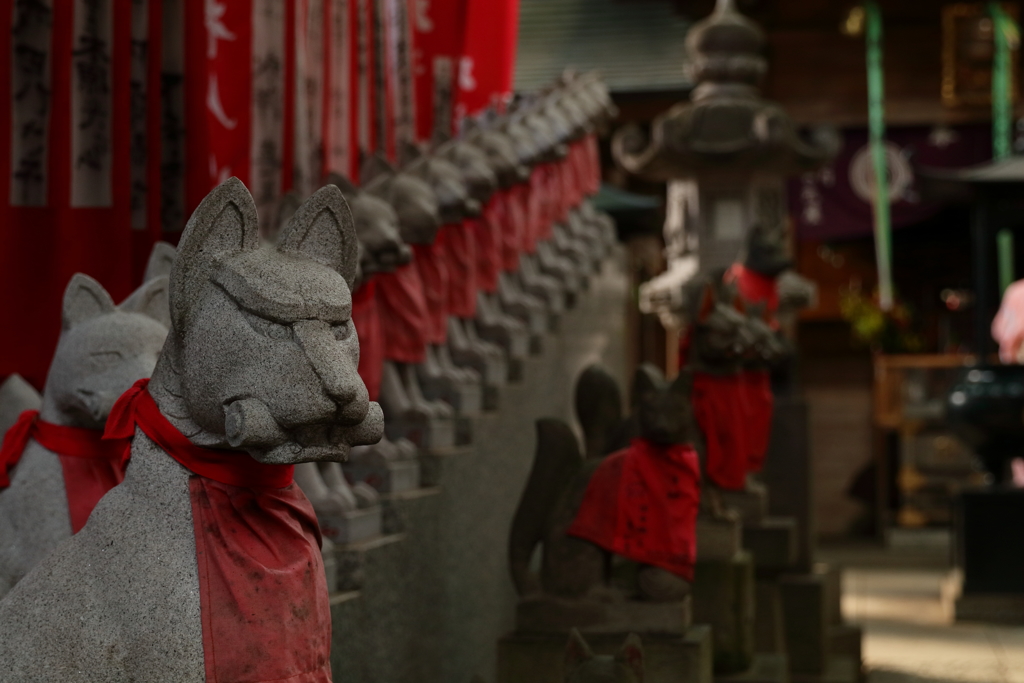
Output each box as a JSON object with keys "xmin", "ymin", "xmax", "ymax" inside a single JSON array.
[{"xmin": 152, "ymin": 178, "xmax": 384, "ymax": 465}]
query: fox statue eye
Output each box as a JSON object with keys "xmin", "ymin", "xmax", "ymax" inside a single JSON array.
[
  {"xmin": 332, "ymin": 320, "xmax": 353, "ymax": 341},
  {"xmin": 242, "ymin": 310, "xmax": 294, "ymax": 341}
]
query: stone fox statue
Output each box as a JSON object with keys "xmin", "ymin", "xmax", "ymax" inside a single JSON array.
[
  {"xmin": 509, "ymin": 364, "xmax": 699, "ymax": 604},
  {"xmin": 0, "ymin": 272, "xmax": 169, "ymax": 598},
  {"xmin": 565, "ymin": 629, "xmax": 644, "ymax": 683},
  {"xmin": 0, "ymin": 179, "xmax": 384, "ymax": 682}
]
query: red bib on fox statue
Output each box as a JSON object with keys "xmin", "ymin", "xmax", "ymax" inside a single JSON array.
[
  {"xmin": 105, "ymin": 380, "xmax": 332, "ymax": 683},
  {"xmin": 0, "ymin": 411, "xmax": 129, "ymax": 533},
  {"xmin": 743, "ymin": 370, "xmax": 773, "ymax": 472},
  {"xmin": 414, "ymin": 234, "xmax": 451, "ymax": 345},
  {"xmin": 568, "ymin": 438, "xmax": 701, "ymax": 581},
  {"xmin": 725, "ymin": 264, "xmax": 779, "ymax": 318},
  {"xmin": 474, "ymin": 199, "xmax": 503, "ymax": 293},
  {"xmin": 691, "ymin": 373, "xmax": 751, "ymax": 491},
  {"xmin": 446, "ymin": 222, "xmax": 479, "ymax": 318},
  {"xmin": 352, "ymin": 279, "xmax": 383, "ymax": 402},
  {"xmin": 501, "ymin": 189, "xmax": 524, "ymax": 272},
  {"xmin": 375, "ymin": 264, "xmax": 430, "ymax": 364}
]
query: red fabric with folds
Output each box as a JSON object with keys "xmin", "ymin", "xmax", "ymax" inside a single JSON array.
[
  {"xmin": 0, "ymin": 410, "xmax": 129, "ymax": 532},
  {"xmin": 375, "ymin": 263, "xmax": 430, "ymax": 363},
  {"xmin": 105, "ymin": 380, "xmax": 330, "ymax": 683},
  {"xmin": 584, "ymin": 134, "xmax": 601, "ymax": 195},
  {"xmin": 725, "ymin": 264, "xmax": 779, "ymax": 316},
  {"xmin": 446, "ymin": 222, "xmax": 478, "ymax": 318},
  {"xmin": 501, "ymin": 188, "xmax": 523, "ymax": 272},
  {"xmin": 509, "ymin": 184, "xmax": 535, "ymax": 255},
  {"xmin": 527, "ymin": 168, "xmax": 545, "ymax": 248},
  {"xmin": 414, "ymin": 232, "xmax": 450, "ymax": 345},
  {"xmin": 568, "ymin": 438, "xmax": 701, "ymax": 581},
  {"xmin": 691, "ymin": 372, "xmax": 750, "ymax": 491},
  {"xmin": 536, "ymin": 164, "xmax": 558, "ymax": 241},
  {"xmin": 352, "ymin": 279, "xmax": 383, "ymax": 402},
  {"xmin": 742, "ymin": 370, "xmax": 774, "ymax": 472},
  {"xmin": 474, "ymin": 198, "xmax": 503, "ymax": 293}
]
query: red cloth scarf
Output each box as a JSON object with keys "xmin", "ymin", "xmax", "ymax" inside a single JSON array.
[
  {"xmin": 0, "ymin": 410, "xmax": 129, "ymax": 533},
  {"xmin": 414, "ymin": 233, "xmax": 450, "ymax": 345},
  {"xmin": 510, "ymin": 184, "xmax": 536, "ymax": 256},
  {"xmin": 742, "ymin": 370, "xmax": 774, "ymax": 472},
  {"xmin": 725, "ymin": 264, "xmax": 779, "ymax": 317},
  {"xmin": 691, "ymin": 372, "xmax": 750, "ymax": 491},
  {"xmin": 375, "ymin": 263, "xmax": 430, "ymax": 364},
  {"xmin": 352, "ymin": 279, "xmax": 383, "ymax": 402},
  {"xmin": 568, "ymin": 439, "xmax": 701, "ymax": 581},
  {"xmin": 105, "ymin": 380, "xmax": 331, "ymax": 683},
  {"xmin": 500, "ymin": 188, "xmax": 524, "ymax": 273},
  {"xmin": 527, "ymin": 168, "xmax": 545, "ymax": 248},
  {"xmin": 474, "ymin": 198, "xmax": 503, "ymax": 293},
  {"xmin": 446, "ymin": 221, "xmax": 478, "ymax": 319}
]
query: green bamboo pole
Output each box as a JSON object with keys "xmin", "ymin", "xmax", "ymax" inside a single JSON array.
[
  {"xmin": 998, "ymin": 229, "xmax": 1015, "ymax": 294},
  {"xmin": 990, "ymin": 4, "xmax": 1018, "ymax": 294},
  {"xmin": 865, "ymin": 1, "xmax": 893, "ymax": 311}
]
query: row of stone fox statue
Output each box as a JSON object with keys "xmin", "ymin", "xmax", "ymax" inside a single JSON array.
[{"xmin": 0, "ymin": 72, "xmax": 618, "ymax": 681}]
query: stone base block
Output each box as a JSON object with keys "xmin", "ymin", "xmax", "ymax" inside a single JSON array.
[
  {"xmin": 318, "ymin": 506, "xmax": 382, "ymax": 545},
  {"xmin": 956, "ymin": 592, "xmax": 1024, "ymax": 623},
  {"xmin": 754, "ymin": 579, "xmax": 786, "ymax": 655},
  {"xmin": 483, "ymin": 383, "xmax": 501, "ymax": 412},
  {"xmin": 529, "ymin": 334, "xmax": 544, "ymax": 356},
  {"xmin": 779, "ymin": 572, "xmax": 828, "ymax": 677},
  {"xmin": 693, "ymin": 551, "xmax": 755, "ymax": 675},
  {"xmin": 344, "ymin": 453, "xmax": 420, "ymax": 494},
  {"xmin": 722, "ymin": 485, "xmax": 768, "ymax": 525},
  {"xmin": 716, "ymin": 653, "xmax": 789, "ymax": 683},
  {"xmin": 515, "ymin": 594, "xmax": 692, "ymax": 635},
  {"xmin": 386, "ymin": 414, "xmax": 455, "ymax": 451},
  {"xmin": 743, "ymin": 518, "xmax": 798, "ymax": 574},
  {"xmin": 827, "ymin": 625, "xmax": 862, "ymax": 669},
  {"xmin": 456, "ymin": 416, "xmax": 474, "ymax": 446},
  {"xmin": 497, "ymin": 626, "xmax": 713, "ymax": 683},
  {"xmin": 333, "ymin": 533, "xmax": 404, "ymax": 593},
  {"xmin": 419, "ymin": 375, "xmax": 482, "ymax": 417},
  {"xmin": 509, "ymin": 357, "xmax": 525, "ymax": 382},
  {"xmin": 697, "ymin": 515, "xmax": 742, "ymax": 562}
]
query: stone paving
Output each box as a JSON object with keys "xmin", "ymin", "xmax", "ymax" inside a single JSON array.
[{"xmin": 828, "ymin": 539, "xmax": 1024, "ymax": 683}]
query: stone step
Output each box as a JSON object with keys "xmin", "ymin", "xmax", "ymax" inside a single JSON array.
[{"xmin": 716, "ymin": 653, "xmax": 790, "ymax": 683}]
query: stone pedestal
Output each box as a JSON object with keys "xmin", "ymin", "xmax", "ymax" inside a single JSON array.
[
  {"xmin": 420, "ymin": 373, "xmax": 483, "ymax": 417},
  {"xmin": 332, "ymin": 533, "xmax": 405, "ymax": 593},
  {"xmin": 716, "ymin": 654, "xmax": 789, "ymax": 683},
  {"xmin": 344, "ymin": 453, "xmax": 421, "ymax": 494},
  {"xmin": 385, "ymin": 414, "xmax": 455, "ymax": 451},
  {"xmin": 760, "ymin": 398, "xmax": 813, "ymax": 571},
  {"xmin": 722, "ymin": 483, "xmax": 768, "ymax": 526},
  {"xmin": 697, "ymin": 515, "xmax": 743, "ymax": 561},
  {"xmin": 515, "ymin": 595, "xmax": 692, "ymax": 636},
  {"xmin": 955, "ymin": 488, "xmax": 1024, "ymax": 624},
  {"xmin": 318, "ymin": 506, "xmax": 382, "ymax": 545},
  {"xmin": 693, "ymin": 551, "xmax": 755, "ymax": 675},
  {"xmin": 497, "ymin": 627, "xmax": 713, "ymax": 683},
  {"xmin": 743, "ymin": 518, "xmax": 798, "ymax": 574},
  {"xmin": 778, "ymin": 572, "xmax": 828, "ymax": 679}
]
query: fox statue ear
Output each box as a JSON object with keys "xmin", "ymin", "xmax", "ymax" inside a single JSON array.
[
  {"xmin": 277, "ymin": 184, "xmax": 359, "ymax": 289},
  {"xmin": 360, "ymin": 152, "xmax": 395, "ymax": 185},
  {"xmin": 632, "ymin": 364, "xmax": 663, "ymax": 405},
  {"xmin": 171, "ymin": 177, "xmax": 260, "ymax": 332},
  {"xmin": 326, "ymin": 172, "xmax": 361, "ymax": 198},
  {"xmin": 143, "ymin": 241, "xmax": 176, "ymax": 282},
  {"xmin": 615, "ymin": 633, "xmax": 645, "ymax": 682},
  {"xmin": 670, "ymin": 368, "xmax": 693, "ymax": 399},
  {"xmin": 62, "ymin": 273, "xmax": 116, "ymax": 330},
  {"xmin": 399, "ymin": 139, "xmax": 424, "ymax": 167},
  {"xmin": 120, "ymin": 275, "xmax": 171, "ymax": 328},
  {"xmin": 565, "ymin": 628, "xmax": 596, "ymax": 669}
]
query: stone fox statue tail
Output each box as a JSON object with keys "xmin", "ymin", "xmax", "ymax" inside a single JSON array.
[{"xmin": 508, "ymin": 418, "xmax": 584, "ymax": 596}]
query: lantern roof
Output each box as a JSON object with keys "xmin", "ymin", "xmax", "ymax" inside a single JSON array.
[{"xmin": 612, "ymin": 0, "xmax": 838, "ymax": 181}]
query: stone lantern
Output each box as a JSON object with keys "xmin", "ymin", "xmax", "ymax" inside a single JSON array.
[{"xmin": 613, "ymin": 0, "xmax": 838, "ymax": 283}]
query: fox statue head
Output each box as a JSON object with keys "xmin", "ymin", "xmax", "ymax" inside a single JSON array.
[
  {"xmin": 631, "ymin": 364, "xmax": 693, "ymax": 446},
  {"xmin": 565, "ymin": 629, "xmax": 644, "ymax": 683},
  {"xmin": 400, "ymin": 141, "xmax": 480, "ymax": 223},
  {"xmin": 361, "ymin": 153, "xmax": 442, "ymax": 246},
  {"xmin": 469, "ymin": 123, "xmax": 530, "ymax": 188},
  {"xmin": 148, "ymin": 178, "xmax": 384, "ymax": 464},
  {"xmin": 744, "ymin": 222, "xmax": 792, "ymax": 278},
  {"xmin": 744, "ymin": 303, "xmax": 787, "ymax": 368},
  {"xmin": 437, "ymin": 136, "xmax": 498, "ymax": 208},
  {"xmin": 325, "ymin": 172, "xmax": 412, "ymax": 276},
  {"xmin": 41, "ymin": 273, "xmax": 170, "ymax": 429}
]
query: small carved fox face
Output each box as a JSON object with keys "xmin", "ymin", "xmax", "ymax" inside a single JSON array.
[
  {"xmin": 158, "ymin": 179, "xmax": 383, "ymax": 464},
  {"xmin": 689, "ymin": 280, "xmax": 754, "ymax": 369},
  {"xmin": 42, "ymin": 274, "xmax": 169, "ymax": 429},
  {"xmin": 362, "ymin": 154, "xmax": 442, "ymax": 246},
  {"xmin": 565, "ymin": 629, "xmax": 644, "ymax": 683},
  {"xmin": 402, "ymin": 143, "xmax": 479, "ymax": 224},
  {"xmin": 326, "ymin": 173, "xmax": 412, "ymax": 275},
  {"xmin": 632, "ymin": 364, "xmax": 692, "ymax": 446},
  {"xmin": 442, "ymin": 138, "xmax": 498, "ymax": 206},
  {"xmin": 472, "ymin": 126, "xmax": 530, "ymax": 187}
]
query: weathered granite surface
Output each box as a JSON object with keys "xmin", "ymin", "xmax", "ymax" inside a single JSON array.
[
  {"xmin": 0, "ymin": 272, "xmax": 169, "ymax": 597},
  {"xmin": 0, "ymin": 374, "xmax": 41, "ymax": 436}
]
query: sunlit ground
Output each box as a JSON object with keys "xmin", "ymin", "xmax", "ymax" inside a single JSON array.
[{"xmin": 829, "ymin": 536, "xmax": 1024, "ymax": 683}]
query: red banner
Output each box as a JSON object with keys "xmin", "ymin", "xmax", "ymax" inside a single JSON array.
[
  {"xmin": 409, "ymin": 0, "xmax": 468, "ymax": 141},
  {"xmin": 456, "ymin": 0, "xmax": 519, "ymax": 118}
]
